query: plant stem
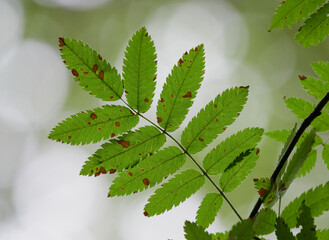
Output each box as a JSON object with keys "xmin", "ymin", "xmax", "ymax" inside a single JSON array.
[
  {"xmin": 249, "ymin": 91, "xmax": 329, "ymax": 219},
  {"xmin": 120, "ymin": 98, "xmax": 243, "ymax": 221}
]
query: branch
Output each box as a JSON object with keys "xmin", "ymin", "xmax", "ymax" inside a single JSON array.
[{"xmin": 249, "ymin": 91, "xmax": 329, "ymax": 219}]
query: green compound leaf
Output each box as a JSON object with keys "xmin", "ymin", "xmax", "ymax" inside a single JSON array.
[
  {"xmin": 282, "ymin": 130, "xmax": 315, "ymax": 191},
  {"xmin": 181, "ymin": 87, "xmax": 249, "ymax": 154},
  {"xmin": 312, "ymin": 61, "xmax": 329, "ymax": 82},
  {"xmin": 144, "ymin": 169, "xmax": 205, "ymax": 217},
  {"xmin": 275, "ymin": 217, "xmax": 295, "ymax": 240},
  {"xmin": 281, "ymin": 181, "xmax": 329, "ymax": 228},
  {"xmin": 252, "ymin": 208, "xmax": 277, "ymax": 236},
  {"xmin": 80, "ymin": 126, "xmax": 165, "ymax": 176},
  {"xmin": 300, "ymin": 76, "xmax": 329, "ymax": 102},
  {"xmin": 59, "ymin": 38, "xmax": 123, "ymax": 101},
  {"xmin": 211, "ymin": 232, "xmax": 229, "ymax": 240},
  {"xmin": 297, "ymin": 149, "xmax": 316, "ymax": 177},
  {"xmin": 49, "ymin": 105, "xmax": 139, "ymax": 145},
  {"xmin": 108, "ymin": 146, "xmax": 185, "ymax": 196},
  {"xmin": 203, "ymin": 127, "xmax": 263, "ymax": 175},
  {"xmin": 317, "ymin": 229, "xmax": 329, "ymax": 240},
  {"xmin": 156, "ymin": 45, "xmax": 205, "ymax": 132},
  {"xmin": 296, "ymin": 202, "xmax": 317, "ymax": 240},
  {"xmin": 196, "ymin": 193, "xmax": 223, "ymax": 229},
  {"xmin": 285, "ymin": 97, "xmax": 329, "ymax": 131},
  {"xmin": 219, "ymin": 148, "xmax": 260, "ymax": 192},
  {"xmin": 270, "ymin": 0, "xmax": 326, "ymax": 30},
  {"xmin": 228, "ymin": 219, "xmax": 254, "ymax": 240},
  {"xmin": 123, "ymin": 27, "xmax": 157, "ymax": 113},
  {"xmin": 322, "ymin": 144, "xmax": 329, "ymax": 170},
  {"xmin": 295, "ymin": 2, "xmax": 329, "ymax": 48},
  {"xmin": 184, "ymin": 221, "xmax": 212, "ymax": 240}
]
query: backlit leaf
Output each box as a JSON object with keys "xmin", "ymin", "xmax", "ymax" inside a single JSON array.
[
  {"xmin": 196, "ymin": 193, "xmax": 223, "ymax": 229},
  {"xmin": 270, "ymin": 0, "xmax": 326, "ymax": 30},
  {"xmin": 281, "ymin": 181, "xmax": 329, "ymax": 228},
  {"xmin": 49, "ymin": 105, "xmax": 139, "ymax": 145},
  {"xmin": 108, "ymin": 146, "xmax": 185, "ymax": 196},
  {"xmin": 156, "ymin": 45, "xmax": 205, "ymax": 132},
  {"xmin": 228, "ymin": 219, "xmax": 254, "ymax": 240},
  {"xmin": 181, "ymin": 87, "xmax": 249, "ymax": 154},
  {"xmin": 322, "ymin": 144, "xmax": 329, "ymax": 170},
  {"xmin": 80, "ymin": 126, "xmax": 165, "ymax": 176},
  {"xmin": 295, "ymin": 2, "xmax": 329, "ymax": 47},
  {"xmin": 296, "ymin": 201, "xmax": 317, "ymax": 240},
  {"xmin": 123, "ymin": 27, "xmax": 157, "ymax": 113},
  {"xmin": 59, "ymin": 37, "xmax": 123, "ymax": 101},
  {"xmin": 144, "ymin": 169, "xmax": 205, "ymax": 217},
  {"xmin": 253, "ymin": 208, "xmax": 277, "ymax": 236},
  {"xmin": 275, "ymin": 217, "xmax": 295, "ymax": 240},
  {"xmin": 300, "ymin": 76, "xmax": 329, "ymax": 102},
  {"xmin": 203, "ymin": 128, "xmax": 263, "ymax": 175},
  {"xmin": 312, "ymin": 61, "xmax": 329, "ymax": 82},
  {"xmin": 317, "ymin": 229, "xmax": 329, "ymax": 240},
  {"xmin": 219, "ymin": 148, "xmax": 260, "ymax": 192},
  {"xmin": 285, "ymin": 97, "xmax": 329, "ymax": 131},
  {"xmin": 184, "ymin": 221, "xmax": 212, "ymax": 240}
]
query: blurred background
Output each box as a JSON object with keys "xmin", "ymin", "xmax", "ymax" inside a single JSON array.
[{"xmin": 1, "ymin": 0, "xmax": 329, "ymax": 239}]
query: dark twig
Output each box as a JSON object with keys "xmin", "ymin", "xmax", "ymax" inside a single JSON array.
[{"xmin": 249, "ymin": 91, "xmax": 329, "ymax": 219}]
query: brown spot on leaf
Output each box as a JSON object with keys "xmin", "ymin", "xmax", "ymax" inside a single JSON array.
[
  {"xmin": 120, "ymin": 109, "xmax": 123, "ymax": 112},
  {"xmin": 121, "ymin": 187, "xmax": 125, "ymax": 191},
  {"xmin": 90, "ymin": 113, "xmax": 97, "ymax": 120},
  {"xmin": 143, "ymin": 178, "xmax": 150, "ymax": 185},
  {"xmin": 110, "ymin": 96, "xmax": 114, "ymax": 99},
  {"xmin": 58, "ymin": 37, "xmax": 65, "ymax": 47},
  {"xmin": 195, "ymin": 47, "xmax": 199, "ymax": 51},
  {"xmin": 83, "ymin": 71, "xmax": 88, "ymax": 75},
  {"xmin": 239, "ymin": 85, "xmax": 249, "ymax": 89},
  {"xmin": 141, "ymin": 169, "xmax": 144, "ymax": 171},
  {"xmin": 213, "ymin": 148, "xmax": 216, "ymax": 151},
  {"xmin": 98, "ymin": 127, "xmax": 102, "ymax": 131},
  {"xmin": 95, "ymin": 167, "xmax": 107, "ymax": 177},
  {"xmin": 85, "ymin": 85, "xmax": 88, "ymax": 88},
  {"xmin": 170, "ymin": 94, "xmax": 174, "ymax": 98},
  {"xmin": 98, "ymin": 54, "xmax": 103, "ymax": 60},
  {"xmin": 215, "ymin": 118, "xmax": 218, "ymax": 122},
  {"xmin": 143, "ymin": 211, "xmax": 149, "ymax": 217},
  {"xmin": 63, "ymin": 60, "xmax": 66, "ymax": 64},
  {"xmin": 214, "ymin": 104, "xmax": 217, "ymax": 108},
  {"xmin": 88, "ymin": 122, "xmax": 91, "ymax": 125},
  {"xmin": 111, "ymin": 133, "xmax": 116, "ymax": 138},
  {"xmin": 68, "ymin": 136, "xmax": 71, "ymax": 139},
  {"xmin": 125, "ymin": 90, "xmax": 129, "ymax": 94},
  {"xmin": 109, "ymin": 169, "xmax": 116, "ymax": 174},
  {"xmin": 144, "ymin": 98, "xmax": 149, "ymax": 102},
  {"xmin": 223, "ymin": 128, "xmax": 227, "ymax": 131},
  {"xmin": 160, "ymin": 98, "xmax": 164, "ymax": 102},
  {"xmin": 92, "ymin": 64, "xmax": 98, "ymax": 73},
  {"xmin": 118, "ymin": 140, "xmax": 130, "ymax": 148},
  {"xmin": 91, "ymin": 170, "xmax": 94, "ymax": 174},
  {"xmin": 183, "ymin": 91, "xmax": 192, "ymax": 98},
  {"xmin": 256, "ymin": 149, "xmax": 260, "ymax": 155},
  {"xmin": 128, "ymin": 172, "xmax": 133, "ymax": 176},
  {"xmin": 99, "ymin": 70, "xmax": 104, "ymax": 80},
  {"xmin": 130, "ymin": 110, "xmax": 135, "ymax": 115},
  {"xmin": 157, "ymin": 117, "xmax": 163, "ymax": 123},
  {"xmin": 71, "ymin": 69, "xmax": 79, "ymax": 77},
  {"xmin": 115, "ymin": 121, "xmax": 120, "ymax": 127},
  {"xmin": 300, "ymin": 11, "xmax": 302, "ymax": 14},
  {"xmin": 153, "ymin": 75, "xmax": 157, "ymax": 81},
  {"xmin": 258, "ymin": 188, "xmax": 267, "ymax": 197},
  {"xmin": 253, "ymin": 178, "xmax": 259, "ymax": 182},
  {"xmin": 133, "ymin": 191, "xmax": 137, "ymax": 194},
  {"xmin": 298, "ymin": 75, "xmax": 307, "ymax": 80},
  {"xmin": 199, "ymin": 137, "xmax": 204, "ymax": 142},
  {"xmin": 107, "ymin": 194, "xmax": 111, "ymax": 198},
  {"xmin": 178, "ymin": 58, "xmax": 183, "ymax": 67},
  {"xmin": 139, "ymin": 153, "xmax": 142, "ymax": 156}
]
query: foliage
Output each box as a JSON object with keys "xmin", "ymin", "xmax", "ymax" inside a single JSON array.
[
  {"xmin": 49, "ymin": 26, "xmax": 329, "ymax": 239},
  {"xmin": 270, "ymin": 0, "xmax": 329, "ymax": 47}
]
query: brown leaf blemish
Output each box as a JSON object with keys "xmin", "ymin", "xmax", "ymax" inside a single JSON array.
[
  {"xmin": 88, "ymin": 121, "xmax": 91, "ymax": 125},
  {"xmin": 143, "ymin": 178, "xmax": 150, "ymax": 186},
  {"xmin": 143, "ymin": 211, "xmax": 149, "ymax": 217},
  {"xmin": 160, "ymin": 98, "xmax": 164, "ymax": 102},
  {"xmin": 68, "ymin": 136, "xmax": 71, "ymax": 139},
  {"xmin": 178, "ymin": 58, "xmax": 183, "ymax": 67},
  {"xmin": 170, "ymin": 94, "xmax": 174, "ymax": 98},
  {"xmin": 214, "ymin": 104, "xmax": 217, "ymax": 108},
  {"xmin": 199, "ymin": 137, "xmax": 204, "ymax": 142},
  {"xmin": 111, "ymin": 133, "xmax": 116, "ymax": 138},
  {"xmin": 58, "ymin": 37, "xmax": 65, "ymax": 47},
  {"xmin": 115, "ymin": 121, "xmax": 120, "ymax": 127},
  {"xmin": 153, "ymin": 75, "xmax": 157, "ymax": 81},
  {"xmin": 239, "ymin": 85, "xmax": 249, "ymax": 89},
  {"xmin": 99, "ymin": 70, "xmax": 104, "ymax": 80},
  {"xmin": 144, "ymin": 98, "xmax": 149, "ymax": 102},
  {"xmin": 98, "ymin": 54, "xmax": 103, "ymax": 61},
  {"xmin": 183, "ymin": 91, "xmax": 192, "ymax": 98},
  {"xmin": 157, "ymin": 117, "xmax": 163, "ymax": 123},
  {"xmin": 71, "ymin": 69, "xmax": 79, "ymax": 77},
  {"xmin": 90, "ymin": 113, "xmax": 97, "ymax": 120},
  {"xmin": 118, "ymin": 140, "xmax": 130, "ymax": 148},
  {"xmin": 298, "ymin": 75, "xmax": 307, "ymax": 80},
  {"xmin": 128, "ymin": 172, "xmax": 133, "ymax": 176},
  {"xmin": 109, "ymin": 169, "xmax": 116, "ymax": 174},
  {"xmin": 92, "ymin": 64, "xmax": 98, "ymax": 73},
  {"xmin": 253, "ymin": 178, "xmax": 259, "ymax": 182},
  {"xmin": 258, "ymin": 188, "xmax": 267, "ymax": 197},
  {"xmin": 256, "ymin": 149, "xmax": 260, "ymax": 155}
]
